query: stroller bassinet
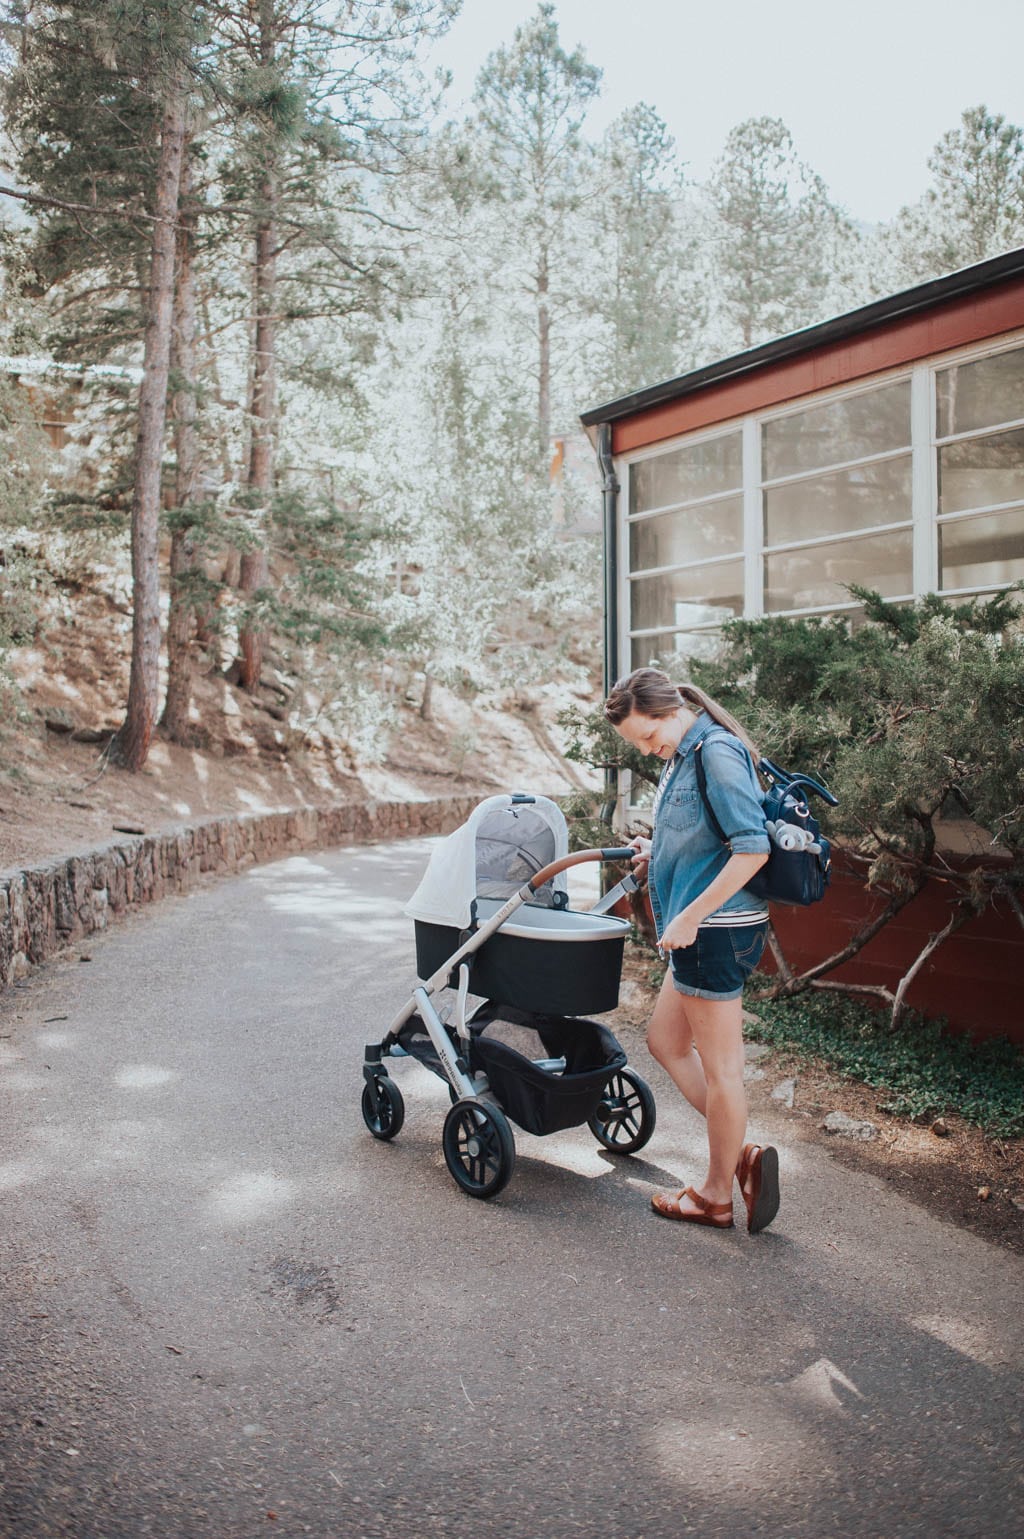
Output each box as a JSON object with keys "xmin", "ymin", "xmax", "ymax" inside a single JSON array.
[
  {"xmin": 407, "ymin": 794, "xmax": 629, "ymax": 1015},
  {"xmin": 361, "ymin": 793, "xmax": 656, "ymax": 1199}
]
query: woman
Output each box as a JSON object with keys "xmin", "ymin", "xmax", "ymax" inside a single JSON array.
[{"xmin": 604, "ymin": 667, "xmax": 780, "ymax": 1233}]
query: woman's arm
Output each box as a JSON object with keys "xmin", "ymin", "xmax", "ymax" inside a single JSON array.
[{"xmin": 659, "ymin": 849, "xmax": 768, "ymax": 952}]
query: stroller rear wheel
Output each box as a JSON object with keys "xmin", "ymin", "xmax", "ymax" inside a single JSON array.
[
  {"xmin": 361, "ymin": 1075, "xmax": 405, "ymax": 1141},
  {"xmin": 588, "ymin": 1067, "xmax": 656, "ymax": 1154},
  {"xmin": 442, "ymin": 1097, "xmax": 516, "ymax": 1199}
]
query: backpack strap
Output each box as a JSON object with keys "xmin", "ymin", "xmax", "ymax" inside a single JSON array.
[{"xmin": 693, "ymin": 734, "xmax": 735, "ymax": 849}]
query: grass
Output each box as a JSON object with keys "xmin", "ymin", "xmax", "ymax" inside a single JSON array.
[{"xmin": 744, "ymin": 992, "xmax": 1024, "ymax": 1140}]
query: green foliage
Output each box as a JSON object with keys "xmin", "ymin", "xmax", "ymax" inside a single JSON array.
[
  {"xmin": 232, "ymin": 488, "xmax": 392, "ymax": 655},
  {"xmin": 0, "ymin": 377, "xmax": 51, "ymax": 720},
  {"xmin": 691, "ymin": 587, "xmax": 1024, "ymax": 882},
  {"xmin": 748, "ymin": 994, "xmax": 1024, "ymax": 1139},
  {"xmin": 557, "ymin": 700, "xmax": 660, "ymax": 788}
]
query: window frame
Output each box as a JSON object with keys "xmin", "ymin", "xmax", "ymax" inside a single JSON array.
[{"xmin": 618, "ymin": 328, "xmax": 1024, "ymax": 671}]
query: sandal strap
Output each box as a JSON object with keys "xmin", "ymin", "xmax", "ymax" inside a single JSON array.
[{"xmin": 683, "ymin": 1186, "xmax": 733, "ymax": 1218}]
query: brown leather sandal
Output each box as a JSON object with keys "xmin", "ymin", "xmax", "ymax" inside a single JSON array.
[
  {"xmin": 651, "ymin": 1186, "xmax": 734, "ymax": 1227},
  {"xmin": 736, "ymin": 1143, "xmax": 780, "ymax": 1234}
]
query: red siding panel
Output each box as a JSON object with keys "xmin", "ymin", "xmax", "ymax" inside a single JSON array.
[
  {"xmin": 761, "ymin": 852, "xmax": 1024, "ymax": 1043},
  {"xmin": 612, "ymin": 279, "xmax": 1024, "ymax": 454}
]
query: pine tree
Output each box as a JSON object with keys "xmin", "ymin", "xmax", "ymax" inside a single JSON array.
[
  {"xmin": 114, "ymin": 47, "xmax": 189, "ymax": 770},
  {"xmin": 474, "ymin": 2, "xmax": 600, "ymax": 459},
  {"xmin": 4, "ymin": 1, "xmax": 207, "ymax": 769},
  {"xmin": 588, "ymin": 103, "xmax": 700, "ymax": 396},
  {"xmin": 886, "ymin": 106, "xmax": 1024, "ymax": 283},
  {"xmin": 707, "ymin": 116, "xmax": 852, "ymax": 349},
  {"xmin": 212, "ymin": 0, "xmax": 458, "ymax": 691}
]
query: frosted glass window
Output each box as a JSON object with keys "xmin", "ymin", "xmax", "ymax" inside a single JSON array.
[
  {"xmin": 936, "ymin": 345, "xmax": 1024, "ymax": 438},
  {"xmin": 763, "ymin": 379, "xmax": 910, "ymax": 480},
  {"xmin": 631, "ymin": 631, "xmax": 724, "ymax": 671},
  {"xmin": 765, "ymin": 529, "xmax": 913, "ymax": 611},
  {"xmin": 940, "ymin": 507, "xmax": 1024, "ymax": 590},
  {"xmin": 937, "ymin": 426, "xmax": 1024, "ymax": 515},
  {"xmin": 630, "ymin": 495, "xmax": 743, "ymax": 571},
  {"xmin": 629, "ymin": 432, "xmax": 741, "ymax": 515},
  {"xmin": 630, "ymin": 559, "xmax": 743, "ymax": 632},
  {"xmin": 764, "ymin": 455, "xmax": 912, "ymax": 546}
]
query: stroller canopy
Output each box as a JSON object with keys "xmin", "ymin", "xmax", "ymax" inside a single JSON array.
[{"xmin": 404, "ymin": 794, "xmax": 570, "ymax": 929}]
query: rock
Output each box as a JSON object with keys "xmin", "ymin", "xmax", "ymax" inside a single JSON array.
[
  {"xmin": 930, "ymin": 1117, "xmax": 950, "ymax": 1137},
  {"xmin": 821, "ymin": 1111, "xmax": 879, "ymax": 1141},
  {"xmin": 70, "ymin": 726, "xmax": 114, "ymax": 744},
  {"xmin": 772, "ymin": 1078, "xmax": 797, "ymax": 1108},
  {"xmin": 743, "ymin": 1066, "xmax": 765, "ymax": 1082},
  {"xmin": 744, "ymin": 1042, "xmax": 770, "ymax": 1062},
  {"xmin": 1010, "ymin": 1195, "xmax": 1024, "ymax": 1213},
  {"xmin": 977, "ymin": 1186, "xmax": 992, "ymax": 1201}
]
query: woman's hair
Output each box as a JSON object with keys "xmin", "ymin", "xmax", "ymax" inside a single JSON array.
[{"xmin": 603, "ymin": 666, "xmax": 759, "ymax": 760}]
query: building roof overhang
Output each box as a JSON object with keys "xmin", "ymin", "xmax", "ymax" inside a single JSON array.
[{"xmin": 579, "ymin": 246, "xmax": 1024, "ymax": 440}]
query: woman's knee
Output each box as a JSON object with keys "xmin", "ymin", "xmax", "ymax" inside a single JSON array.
[{"xmin": 646, "ymin": 1015, "xmax": 694, "ymax": 1067}]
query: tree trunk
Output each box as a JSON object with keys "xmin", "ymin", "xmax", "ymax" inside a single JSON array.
[
  {"xmin": 111, "ymin": 76, "xmax": 187, "ymax": 771},
  {"xmin": 162, "ymin": 150, "xmax": 200, "ymax": 744},
  {"xmin": 237, "ymin": 1, "xmax": 278, "ymax": 694},
  {"xmin": 237, "ymin": 189, "xmax": 276, "ymax": 692},
  {"xmin": 537, "ymin": 243, "xmax": 551, "ymax": 462},
  {"xmin": 420, "ymin": 670, "xmax": 434, "ymax": 722}
]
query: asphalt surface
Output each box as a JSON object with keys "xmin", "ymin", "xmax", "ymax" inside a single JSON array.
[{"xmin": 1, "ymin": 837, "xmax": 1021, "ymax": 1539}]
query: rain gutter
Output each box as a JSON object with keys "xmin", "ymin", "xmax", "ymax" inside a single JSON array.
[{"xmin": 597, "ymin": 422, "xmax": 620, "ymax": 825}]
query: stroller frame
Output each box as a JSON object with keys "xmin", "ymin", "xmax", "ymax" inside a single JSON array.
[{"xmin": 362, "ymin": 822, "xmax": 654, "ymax": 1199}]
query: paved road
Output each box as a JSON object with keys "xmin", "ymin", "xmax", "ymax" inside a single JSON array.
[{"xmin": 1, "ymin": 838, "xmax": 1021, "ymax": 1539}]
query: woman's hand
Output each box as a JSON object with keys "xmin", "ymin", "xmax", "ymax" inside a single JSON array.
[
  {"xmin": 628, "ymin": 835, "xmax": 652, "ymax": 879},
  {"xmin": 659, "ymin": 910, "xmax": 699, "ymax": 952}
]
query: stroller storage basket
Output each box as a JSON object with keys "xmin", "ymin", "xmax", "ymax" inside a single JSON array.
[
  {"xmin": 468, "ymin": 1005, "xmax": 628, "ymax": 1137},
  {"xmin": 415, "ymin": 900, "xmax": 629, "ymax": 1016},
  {"xmin": 393, "ymin": 1005, "xmax": 628, "ymax": 1136}
]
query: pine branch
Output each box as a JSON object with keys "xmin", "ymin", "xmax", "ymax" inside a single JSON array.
[
  {"xmin": 890, "ymin": 904, "xmax": 975, "ymax": 1028},
  {"xmin": 0, "ymin": 182, "xmax": 158, "ymax": 224}
]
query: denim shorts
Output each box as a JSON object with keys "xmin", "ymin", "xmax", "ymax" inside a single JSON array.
[{"xmin": 669, "ymin": 922, "xmax": 769, "ymax": 1002}]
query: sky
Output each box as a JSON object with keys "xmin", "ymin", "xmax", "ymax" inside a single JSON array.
[{"xmin": 423, "ymin": 0, "xmax": 1024, "ymax": 225}]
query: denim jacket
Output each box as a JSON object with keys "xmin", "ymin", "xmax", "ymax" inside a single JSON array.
[{"xmin": 648, "ymin": 712, "xmax": 770, "ymax": 939}]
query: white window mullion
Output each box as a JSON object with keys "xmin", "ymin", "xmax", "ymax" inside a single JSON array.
[
  {"xmin": 911, "ymin": 362, "xmax": 937, "ymax": 595},
  {"xmin": 616, "ymin": 456, "xmax": 631, "ymax": 677},
  {"xmin": 742, "ymin": 416, "xmax": 763, "ymax": 617}
]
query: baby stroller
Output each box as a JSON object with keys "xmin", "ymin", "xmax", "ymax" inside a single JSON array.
[{"xmin": 361, "ymin": 793, "xmax": 656, "ymax": 1199}]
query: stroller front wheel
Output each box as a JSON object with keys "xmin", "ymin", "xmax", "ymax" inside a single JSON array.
[
  {"xmin": 361, "ymin": 1075, "xmax": 405, "ymax": 1141},
  {"xmin": 589, "ymin": 1067, "xmax": 656, "ymax": 1155},
  {"xmin": 442, "ymin": 1097, "xmax": 516, "ymax": 1199}
]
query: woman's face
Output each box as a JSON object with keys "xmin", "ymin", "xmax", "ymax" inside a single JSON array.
[{"xmin": 615, "ymin": 708, "xmax": 690, "ymax": 760}]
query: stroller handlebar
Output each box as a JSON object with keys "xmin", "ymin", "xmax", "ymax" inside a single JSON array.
[{"xmin": 527, "ymin": 846, "xmax": 636, "ymax": 893}]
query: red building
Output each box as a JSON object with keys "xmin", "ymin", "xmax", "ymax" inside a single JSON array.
[{"xmin": 581, "ymin": 249, "xmax": 1024, "ymax": 1039}]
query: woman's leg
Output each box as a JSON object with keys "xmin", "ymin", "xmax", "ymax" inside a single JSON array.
[
  {"xmin": 683, "ymin": 993, "xmax": 747, "ymax": 1205},
  {"xmin": 646, "ymin": 969, "xmax": 708, "ymax": 1116},
  {"xmin": 651, "ymin": 989, "xmax": 747, "ymax": 1219}
]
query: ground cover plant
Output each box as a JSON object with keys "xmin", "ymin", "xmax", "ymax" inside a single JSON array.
[{"xmin": 746, "ymin": 992, "xmax": 1024, "ymax": 1140}]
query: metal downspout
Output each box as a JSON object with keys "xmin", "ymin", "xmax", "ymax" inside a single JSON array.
[{"xmin": 597, "ymin": 423, "xmax": 620, "ymax": 824}]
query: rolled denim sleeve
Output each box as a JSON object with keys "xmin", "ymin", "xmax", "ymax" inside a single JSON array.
[{"xmin": 702, "ymin": 738, "xmax": 771, "ymax": 853}]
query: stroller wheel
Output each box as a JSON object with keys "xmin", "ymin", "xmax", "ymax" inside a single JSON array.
[
  {"xmin": 442, "ymin": 1097, "xmax": 516, "ymax": 1199},
  {"xmin": 588, "ymin": 1067, "xmax": 656, "ymax": 1155},
  {"xmin": 361, "ymin": 1076, "xmax": 405, "ymax": 1141}
]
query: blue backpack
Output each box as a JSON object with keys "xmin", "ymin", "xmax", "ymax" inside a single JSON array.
[{"xmin": 694, "ymin": 739, "xmax": 838, "ymax": 907}]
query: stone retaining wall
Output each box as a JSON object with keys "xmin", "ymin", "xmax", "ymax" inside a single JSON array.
[{"xmin": 0, "ymin": 796, "xmax": 479, "ymax": 991}]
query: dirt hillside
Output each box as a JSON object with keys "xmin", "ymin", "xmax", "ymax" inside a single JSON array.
[{"xmin": 1, "ymin": 589, "xmax": 601, "ymax": 874}]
